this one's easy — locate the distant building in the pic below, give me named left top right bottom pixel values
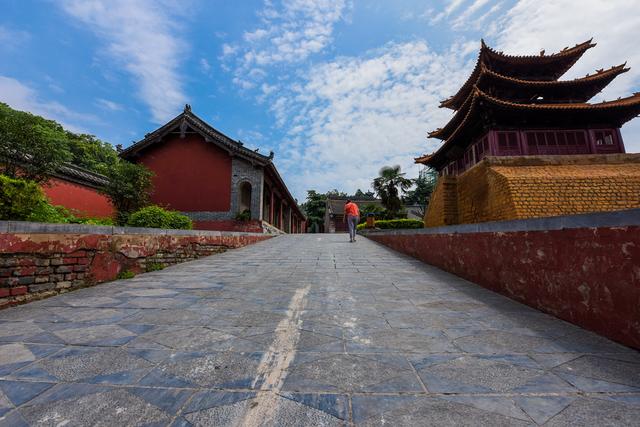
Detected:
left=120, top=105, right=305, bottom=233
left=324, top=198, right=382, bottom=233
left=417, top=40, right=640, bottom=226
left=324, top=198, right=426, bottom=233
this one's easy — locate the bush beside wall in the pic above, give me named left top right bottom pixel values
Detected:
left=126, top=205, right=193, bottom=230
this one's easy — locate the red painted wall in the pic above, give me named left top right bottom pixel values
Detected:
left=137, top=134, right=232, bottom=212
left=367, top=227, right=640, bottom=350
left=43, top=178, right=114, bottom=218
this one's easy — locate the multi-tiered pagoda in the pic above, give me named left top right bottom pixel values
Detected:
left=417, top=39, right=640, bottom=175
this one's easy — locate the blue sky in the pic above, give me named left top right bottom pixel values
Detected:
left=1, top=0, right=639, bottom=200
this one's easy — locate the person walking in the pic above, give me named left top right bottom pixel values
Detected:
left=343, top=199, right=360, bottom=242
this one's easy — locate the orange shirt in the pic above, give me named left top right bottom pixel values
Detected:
left=344, top=202, right=360, bottom=217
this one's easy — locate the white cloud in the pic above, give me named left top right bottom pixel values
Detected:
left=95, top=98, right=123, bottom=111
left=426, top=0, right=471, bottom=25
left=271, top=41, right=476, bottom=198
left=0, top=25, right=30, bottom=50
left=445, top=0, right=467, bottom=15
left=200, top=58, right=212, bottom=74
left=0, top=75, right=96, bottom=133
left=452, top=0, right=491, bottom=29
left=493, top=0, right=640, bottom=152
left=60, top=0, right=188, bottom=123
left=226, top=0, right=350, bottom=88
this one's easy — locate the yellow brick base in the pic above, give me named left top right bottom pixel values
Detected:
left=424, top=154, right=640, bottom=227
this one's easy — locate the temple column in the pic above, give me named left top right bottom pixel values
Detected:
left=270, top=190, right=275, bottom=225
left=280, top=200, right=284, bottom=231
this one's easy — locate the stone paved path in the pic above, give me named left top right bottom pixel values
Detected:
left=1, top=234, right=639, bottom=426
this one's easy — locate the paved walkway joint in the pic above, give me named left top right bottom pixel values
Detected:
left=0, top=234, right=639, bottom=426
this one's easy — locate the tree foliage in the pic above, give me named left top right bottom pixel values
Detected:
left=302, top=190, right=327, bottom=233
left=104, top=161, right=154, bottom=225
left=403, top=167, right=438, bottom=217
left=66, top=133, right=119, bottom=175
left=353, top=188, right=376, bottom=200
left=0, top=174, right=47, bottom=220
left=325, top=189, right=347, bottom=198
left=0, top=103, right=154, bottom=224
left=372, top=165, right=412, bottom=218
left=0, top=102, right=122, bottom=179
left=0, top=103, right=71, bottom=182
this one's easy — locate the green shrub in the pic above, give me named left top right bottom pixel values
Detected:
left=73, top=216, right=114, bottom=226
left=116, top=270, right=135, bottom=280
left=357, top=219, right=424, bottom=231
left=146, top=262, right=165, bottom=272
left=0, top=174, right=115, bottom=224
left=126, top=205, right=193, bottom=230
left=28, top=203, right=72, bottom=223
left=235, top=209, right=251, bottom=221
left=0, top=174, right=47, bottom=220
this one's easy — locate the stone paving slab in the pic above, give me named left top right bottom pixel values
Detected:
left=0, top=234, right=639, bottom=426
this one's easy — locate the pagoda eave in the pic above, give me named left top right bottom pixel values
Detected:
left=424, top=91, right=640, bottom=169
left=441, top=39, right=597, bottom=111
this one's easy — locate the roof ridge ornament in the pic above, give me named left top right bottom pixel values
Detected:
left=184, top=104, right=192, bottom=113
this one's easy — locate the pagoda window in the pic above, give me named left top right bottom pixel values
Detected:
left=591, top=129, right=622, bottom=153
left=525, top=130, right=590, bottom=155
left=496, top=131, right=521, bottom=155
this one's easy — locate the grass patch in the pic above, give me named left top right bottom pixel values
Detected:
left=116, top=270, right=135, bottom=280
left=146, top=262, right=166, bottom=272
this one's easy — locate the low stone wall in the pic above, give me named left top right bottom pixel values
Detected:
left=0, top=221, right=272, bottom=308
left=364, top=209, right=640, bottom=349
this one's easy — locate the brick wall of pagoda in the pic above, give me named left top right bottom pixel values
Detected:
left=425, top=154, right=640, bottom=227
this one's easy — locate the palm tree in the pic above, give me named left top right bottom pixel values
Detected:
left=372, top=165, right=412, bottom=218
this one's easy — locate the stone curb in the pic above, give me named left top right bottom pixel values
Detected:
left=0, top=221, right=267, bottom=237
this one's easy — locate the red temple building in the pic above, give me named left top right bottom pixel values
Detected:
left=120, top=105, right=305, bottom=233
left=417, top=40, right=640, bottom=226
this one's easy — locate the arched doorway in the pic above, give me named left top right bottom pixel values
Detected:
left=238, top=181, right=252, bottom=216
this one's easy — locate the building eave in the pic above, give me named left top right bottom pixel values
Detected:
left=264, top=162, right=306, bottom=219
left=119, top=105, right=272, bottom=166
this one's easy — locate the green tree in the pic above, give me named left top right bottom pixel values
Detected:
left=0, top=103, right=70, bottom=182
left=104, top=160, right=154, bottom=225
left=302, top=190, right=327, bottom=233
left=325, top=189, right=347, bottom=198
left=372, top=165, right=412, bottom=218
left=66, top=133, right=119, bottom=175
left=404, top=167, right=438, bottom=217
left=353, top=189, right=376, bottom=200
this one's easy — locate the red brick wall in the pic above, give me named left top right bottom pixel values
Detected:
left=137, top=134, right=233, bottom=212
left=0, top=231, right=271, bottom=308
left=367, top=227, right=640, bottom=349
left=43, top=178, right=114, bottom=218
